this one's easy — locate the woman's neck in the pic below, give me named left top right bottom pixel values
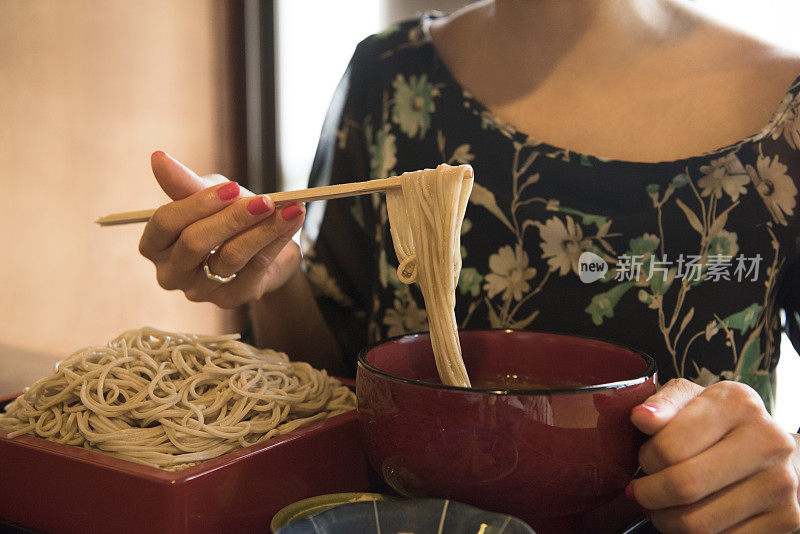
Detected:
left=490, top=0, right=674, bottom=43
left=454, top=0, right=695, bottom=100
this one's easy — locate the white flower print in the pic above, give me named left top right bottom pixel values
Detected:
left=477, top=108, right=518, bottom=139
left=383, top=298, right=428, bottom=337
left=451, top=143, right=475, bottom=164
left=697, top=153, right=749, bottom=202
left=483, top=244, right=537, bottom=301
left=537, top=216, right=592, bottom=276
left=746, top=154, right=797, bottom=226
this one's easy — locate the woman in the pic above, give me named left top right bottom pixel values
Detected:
left=138, top=1, right=800, bottom=531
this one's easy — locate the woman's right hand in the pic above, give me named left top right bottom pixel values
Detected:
left=138, top=151, right=306, bottom=308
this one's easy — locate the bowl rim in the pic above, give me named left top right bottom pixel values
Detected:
left=356, top=329, right=657, bottom=396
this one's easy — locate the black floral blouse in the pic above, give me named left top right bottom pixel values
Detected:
left=300, top=15, right=800, bottom=412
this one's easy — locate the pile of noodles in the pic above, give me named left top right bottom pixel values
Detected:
left=0, top=327, right=355, bottom=469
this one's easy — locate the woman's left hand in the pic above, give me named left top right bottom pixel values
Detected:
left=628, top=378, right=800, bottom=533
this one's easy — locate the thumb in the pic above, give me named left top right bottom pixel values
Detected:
left=630, top=378, right=704, bottom=436
left=150, top=151, right=210, bottom=201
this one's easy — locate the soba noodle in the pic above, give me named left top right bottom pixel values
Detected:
left=386, top=163, right=474, bottom=387
left=0, top=327, right=355, bottom=469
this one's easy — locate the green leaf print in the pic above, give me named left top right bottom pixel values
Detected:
left=671, top=173, right=690, bottom=188
left=555, top=206, right=609, bottom=229
left=375, top=23, right=401, bottom=39
left=707, top=230, right=739, bottom=258
left=738, top=336, right=762, bottom=377
left=708, top=303, right=763, bottom=337
left=365, top=117, right=397, bottom=179
left=648, top=260, right=675, bottom=296
left=458, top=267, right=483, bottom=297
left=585, top=282, right=635, bottom=326
left=629, top=234, right=660, bottom=256
left=739, top=371, right=774, bottom=414
left=460, top=218, right=472, bottom=259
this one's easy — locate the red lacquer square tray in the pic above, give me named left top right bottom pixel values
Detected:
left=0, top=390, right=372, bottom=534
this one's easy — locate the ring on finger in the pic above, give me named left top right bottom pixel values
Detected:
left=202, top=248, right=237, bottom=284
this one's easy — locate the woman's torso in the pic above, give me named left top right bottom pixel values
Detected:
left=302, top=15, right=800, bottom=412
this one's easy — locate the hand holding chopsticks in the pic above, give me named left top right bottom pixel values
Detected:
left=96, top=175, right=402, bottom=226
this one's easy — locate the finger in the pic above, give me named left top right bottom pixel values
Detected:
left=151, top=150, right=256, bottom=197
left=203, top=241, right=302, bottom=309
left=232, top=238, right=301, bottom=299
left=150, top=151, right=212, bottom=200
left=722, top=501, right=800, bottom=534
left=646, top=465, right=798, bottom=534
left=634, top=422, right=795, bottom=508
left=637, top=381, right=773, bottom=474
left=139, top=181, right=242, bottom=257
left=630, top=378, right=704, bottom=436
left=178, top=268, right=225, bottom=303
left=206, top=203, right=305, bottom=279
left=168, top=194, right=278, bottom=270
left=199, top=220, right=304, bottom=309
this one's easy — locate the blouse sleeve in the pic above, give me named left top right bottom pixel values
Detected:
left=780, top=262, right=800, bottom=355
left=775, top=87, right=800, bottom=357
left=300, top=41, right=381, bottom=374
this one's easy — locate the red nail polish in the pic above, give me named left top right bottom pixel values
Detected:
left=217, top=182, right=240, bottom=201
left=281, top=204, right=303, bottom=221
left=635, top=404, right=659, bottom=415
left=625, top=483, right=635, bottom=501
left=247, top=196, right=272, bottom=215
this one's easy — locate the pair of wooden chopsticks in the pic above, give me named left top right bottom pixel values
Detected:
left=95, top=176, right=402, bottom=226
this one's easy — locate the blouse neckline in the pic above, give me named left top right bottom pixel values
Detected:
left=418, top=12, right=800, bottom=168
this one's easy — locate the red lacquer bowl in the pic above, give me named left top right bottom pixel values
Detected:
left=356, top=330, right=657, bottom=529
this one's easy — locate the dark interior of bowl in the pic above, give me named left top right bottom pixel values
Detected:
left=363, top=330, right=652, bottom=391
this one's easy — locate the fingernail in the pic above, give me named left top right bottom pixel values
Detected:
left=642, top=508, right=651, bottom=518
left=217, top=182, right=240, bottom=201
left=635, top=404, right=659, bottom=415
left=281, top=203, right=303, bottom=221
left=625, top=483, right=635, bottom=501
left=247, top=196, right=273, bottom=215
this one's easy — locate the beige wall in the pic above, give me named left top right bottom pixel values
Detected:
left=0, top=1, right=240, bottom=391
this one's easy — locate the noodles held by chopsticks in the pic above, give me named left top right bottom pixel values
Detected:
left=0, top=327, right=355, bottom=469
left=386, top=164, right=474, bottom=387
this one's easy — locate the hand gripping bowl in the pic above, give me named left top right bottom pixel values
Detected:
left=356, top=330, right=657, bottom=533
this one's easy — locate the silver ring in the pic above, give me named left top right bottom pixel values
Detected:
left=202, top=248, right=237, bottom=284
